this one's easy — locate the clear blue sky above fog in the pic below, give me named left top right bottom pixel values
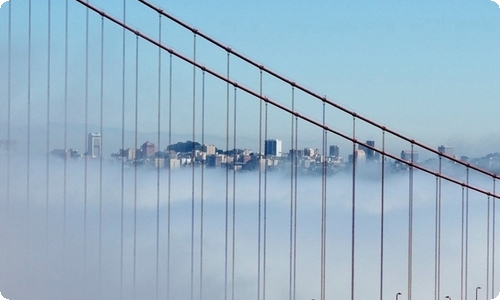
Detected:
left=1, top=0, right=500, bottom=157
left=147, top=0, right=500, bottom=156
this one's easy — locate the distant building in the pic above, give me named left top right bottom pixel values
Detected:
left=329, top=145, right=340, bottom=159
left=202, top=144, right=216, bottom=155
left=265, top=139, right=282, bottom=157
left=349, top=149, right=366, bottom=164
left=87, top=133, right=102, bottom=158
left=140, top=141, right=156, bottom=159
left=438, top=145, right=454, bottom=157
left=401, top=150, right=419, bottom=163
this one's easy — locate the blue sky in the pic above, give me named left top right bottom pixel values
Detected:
left=0, top=0, right=500, bottom=157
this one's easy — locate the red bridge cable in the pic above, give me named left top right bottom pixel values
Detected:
left=136, top=0, right=500, bottom=181
left=75, top=0, right=500, bottom=202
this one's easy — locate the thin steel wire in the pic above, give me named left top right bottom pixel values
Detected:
left=408, top=143, right=414, bottom=300
left=321, top=101, right=327, bottom=300
left=225, top=51, right=230, bottom=300
left=492, top=179, right=496, bottom=299
left=350, top=117, right=357, bottom=300
left=63, top=0, right=69, bottom=291
left=288, top=86, right=295, bottom=300
left=263, top=78, right=269, bottom=300
left=465, top=168, right=470, bottom=300
left=487, top=194, right=491, bottom=300
left=6, top=0, right=11, bottom=214
left=231, top=85, right=237, bottom=300
left=27, top=0, right=32, bottom=222
left=200, top=70, right=206, bottom=300
left=435, top=156, right=442, bottom=300
left=83, top=1, right=89, bottom=288
left=167, top=52, right=173, bottom=300
left=133, top=34, right=139, bottom=300
left=292, top=113, right=298, bottom=300
left=190, top=32, right=197, bottom=300
left=45, top=0, right=51, bottom=254
left=98, top=16, right=105, bottom=299
left=461, top=184, right=465, bottom=300
left=119, top=1, right=127, bottom=298
left=379, top=130, right=386, bottom=300
left=155, top=12, right=162, bottom=300
left=257, top=69, right=263, bottom=300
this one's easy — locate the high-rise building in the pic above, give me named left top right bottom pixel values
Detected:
left=329, top=145, right=340, bottom=159
left=87, top=133, right=102, bottom=158
left=202, top=144, right=216, bottom=155
left=401, top=150, right=418, bottom=162
left=438, top=145, right=454, bottom=157
left=141, top=141, right=156, bottom=159
left=264, top=139, right=282, bottom=157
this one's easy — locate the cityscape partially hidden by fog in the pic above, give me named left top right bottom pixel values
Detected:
left=1, top=0, right=500, bottom=300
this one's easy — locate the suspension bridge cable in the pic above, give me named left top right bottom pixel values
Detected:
left=225, top=50, right=230, bottom=300
left=263, top=74, right=269, bottom=300
left=98, top=15, right=105, bottom=299
left=190, top=32, right=197, bottom=300
left=321, top=101, right=327, bottom=300
left=77, top=0, right=500, bottom=201
left=200, top=69, right=206, bottom=300
left=63, top=0, right=69, bottom=291
left=167, top=52, right=173, bottom=300
left=493, top=179, right=496, bottom=300
left=119, top=0, right=127, bottom=298
left=6, top=0, right=11, bottom=214
left=45, top=0, right=52, bottom=257
left=133, top=34, right=139, bottom=300
left=435, top=156, right=442, bottom=300
left=232, top=85, right=237, bottom=300
left=408, top=142, right=414, bottom=300
left=136, top=0, right=500, bottom=187
left=83, top=0, right=89, bottom=289
left=379, top=130, right=386, bottom=300
left=288, top=86, right=295, bottom=300
left=461, top=184, right=465, bottom=300
left=465, top=168, right=470, bottom=300
left=257, top=68, right=263, bottom=300
left=293, top=111, right=299, bottom=300
left=487, top=194, right=491, bottom=300
left=350, top=116, right=356, bottom=300
left=155, top=12, right=162, bottom=300
left=27, top=0, right=32, bottom=223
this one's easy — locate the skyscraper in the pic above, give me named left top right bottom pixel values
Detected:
left=87, top=133, right=102, bottom=158
left=329, top=145, right=340, bottom=159
left=264, top=139, right=282, bottom=157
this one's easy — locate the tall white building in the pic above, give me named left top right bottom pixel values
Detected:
left=264, top=139, right=282, bottom=157
left=87, top=133, right=102, bottom=158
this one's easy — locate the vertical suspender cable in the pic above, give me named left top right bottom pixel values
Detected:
left=6, top=0, right=11, bottom=214
left=492, top=179, right=496, bottom=300
left=45, top=0, right=52, bottom=253
left=133, top=34, right=139, bottom=300
left=98, top=16, right=105, bottom=299
left=200, top=70, right=206, bottom=300
left=288, top=86, right=295, bottom=300
left=379, top=130, right=386, bottom=300
left=263, top=73, right=269, bottom=300
left=190, top=32, right=197, bottom=300
left=293, top=109, right=298, bottom=300
left=487, top=193, right=491, bottom=300
left=321, top=101, right=327, bottom=300
left=408, top=143, right=414, bottom=300
left=155, top=12, right=162, bottom=300
left=435, top=156, right=442, bottom=300
left=120, top=1, right=127, bottom=298
left=350, top=117, right=356, bottom=300
left=465, top=168, right=470, bottom=300
left=84, top=0, right=89, bottom=288
left=461, top=183, right=465, bottom=300
left=27, top=0, right=32, bottom=221
left=167, top=52, right=173, bottom=300
left=225, top=50, right=230, bottom=300
left=257, top=68, right=263, bottom=300
left=232, top=85, right=237, bottom=300
left=63, top=0, right=69, bottom=288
